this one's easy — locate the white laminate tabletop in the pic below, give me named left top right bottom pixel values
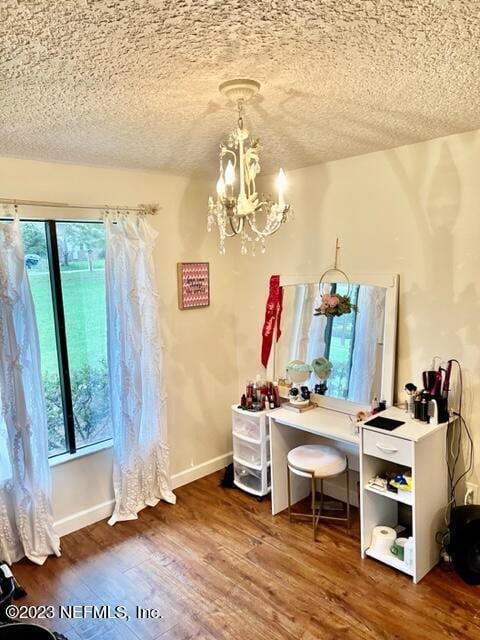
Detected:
left=359, top=406, right=449, bottom=442
left=268, top=406, right=359, bottom=446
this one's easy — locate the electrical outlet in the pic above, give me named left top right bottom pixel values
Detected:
left=465, top=482, right=479, bottom=505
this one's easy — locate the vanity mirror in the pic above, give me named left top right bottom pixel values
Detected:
left=273, top=274, right=399, bottom=410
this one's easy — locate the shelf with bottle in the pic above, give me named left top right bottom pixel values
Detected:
left=364, top=483, right=413, bottom=506
left=365, top=514, right=415, bottom=577
left=239, top=374, right=281, bottom=413
left=363, top=452, right=413, bottom=506
left=366, top=537, right=414, bottom=577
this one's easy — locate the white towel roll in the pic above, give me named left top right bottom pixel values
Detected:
left=370, top=525, right=397, bottom=555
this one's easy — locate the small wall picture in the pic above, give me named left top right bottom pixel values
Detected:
left=177, top=262, right=210, bottom=310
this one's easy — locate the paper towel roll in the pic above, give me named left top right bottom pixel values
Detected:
left=370, top=525, right=397, bottom=555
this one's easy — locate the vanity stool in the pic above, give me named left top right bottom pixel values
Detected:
left=287, top=444, right=350, bottom=540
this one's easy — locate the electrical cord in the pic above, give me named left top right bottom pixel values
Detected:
left=450, top=412, right=474, bottom=496
left=440, top=359, right=474, bottom=551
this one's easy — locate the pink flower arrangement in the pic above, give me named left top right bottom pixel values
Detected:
left=314, top=292, right=357, bottom=318
left=323, top=293, right=340, bottom=308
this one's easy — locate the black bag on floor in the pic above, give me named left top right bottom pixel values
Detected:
left=0, top=623, right=56, bottom=639
left=220, top=463, right=235, bottom=488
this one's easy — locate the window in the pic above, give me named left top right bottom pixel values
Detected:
left=323, top=283, right=360, bottom=399
left=20, top=220, right=111, bottom=457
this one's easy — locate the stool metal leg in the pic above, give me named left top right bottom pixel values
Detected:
left=287, top=465, right=292, bottom=522
left=345, top=460, right=350, bottom=530
left=286, top=457, right=349, bottom=541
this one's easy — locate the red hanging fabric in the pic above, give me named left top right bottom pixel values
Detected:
left=261, top=275, right=283, bottom=368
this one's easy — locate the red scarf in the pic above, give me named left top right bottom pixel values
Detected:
left=261, top=275, right=283, bottom=368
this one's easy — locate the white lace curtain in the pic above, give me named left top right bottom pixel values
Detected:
left=289, top=283, right=327, bottom=387
left=105, top=212, right=175, bottom=526
left=347, top=286, right=386, bottom=403
left=0, top=216, right=60, bottom=565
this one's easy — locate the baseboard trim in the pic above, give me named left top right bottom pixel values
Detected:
left=171, top=451, right=233, bottom=490
left=54, top=499, right=116, bottom=537
left=323, top=474, right=359, bottom=508
left=54, top=451, right=233, bottom=537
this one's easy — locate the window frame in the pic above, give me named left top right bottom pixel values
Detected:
left=45, top=219, right=77, bottom=454
left=3, top=216, right=111, bottom=458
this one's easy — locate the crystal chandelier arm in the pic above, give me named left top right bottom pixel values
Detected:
left=246, top=203, right=290, bottom=237
left=244, top=142, right=260, bottom=199
left=246, top=215, right=282, bottom=237
left=229, top=216, right=244, bottom=235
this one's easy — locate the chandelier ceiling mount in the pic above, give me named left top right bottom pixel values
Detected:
left=218, top=78, right=260, bottom=103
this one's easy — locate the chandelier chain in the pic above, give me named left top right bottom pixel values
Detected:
left=237, top=99, right=244, bottom=130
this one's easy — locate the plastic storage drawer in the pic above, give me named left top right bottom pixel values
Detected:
left=234, top=462, right=263, bottom=495
left=232, top=412, right=262, bottom=441
left=233, top=435, right=262, bottom=468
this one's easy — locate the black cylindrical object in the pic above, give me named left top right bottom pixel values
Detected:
left=436, top=397, right=449, bottom=423
left=449, top=504, right=480, bottom=585
left=414, top=398, right=422, bottom=420
left=0, top=623, right=56, bottom=639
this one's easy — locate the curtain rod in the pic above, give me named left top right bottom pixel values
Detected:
left=0, top=197, right=159, bottom=215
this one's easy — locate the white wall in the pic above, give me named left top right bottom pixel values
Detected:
left=232, top=129, right=480, bottom=486
left=0, top=156, right=238, bottom=534
left=3, top=125, right=479, bottom=535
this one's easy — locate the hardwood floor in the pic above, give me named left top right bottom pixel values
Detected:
left=11, top=471, right=480, bottom=640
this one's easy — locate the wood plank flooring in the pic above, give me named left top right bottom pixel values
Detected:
left=12, top=471, right=480, bottom=640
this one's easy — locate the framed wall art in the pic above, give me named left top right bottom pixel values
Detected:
left=177, top=262, right=210, bottom=310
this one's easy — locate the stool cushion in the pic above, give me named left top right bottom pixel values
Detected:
left=287, top=444, right=347, bottom=478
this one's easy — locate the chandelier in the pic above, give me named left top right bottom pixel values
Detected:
left=207, top=79, right=292, bottom=255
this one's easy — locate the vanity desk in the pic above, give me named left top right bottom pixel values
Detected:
left=268, top=405, right=449, bottom=583
left=269, top=406, right=359, bottom=515
left=266, top=271, right=450, bottom=582
left=359, top=407, right=448, bottom=583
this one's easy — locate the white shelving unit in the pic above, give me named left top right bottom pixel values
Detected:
left=359, top=407, right=449, bottom=584
left=231, top=404, right=273, bottom=499
left=364, top=484, right=413, bottom=506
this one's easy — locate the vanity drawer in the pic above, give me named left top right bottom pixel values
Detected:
left=363, top=429, right=412, bottom=467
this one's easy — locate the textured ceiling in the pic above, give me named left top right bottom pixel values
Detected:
left=1, top=1, right=480, bottom=176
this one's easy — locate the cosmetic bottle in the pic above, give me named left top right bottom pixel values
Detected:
left=240, top=394, right=247, bottom=409
left=408, top=395, right=415, bottom=418
left=254, top=374, right=263, bottom=392
left=404, top=537, right=414, bottom=568
left=414, top=393, right=422, bottom=420
left=273, top=385, right=280, bottom=408
left=420, top=394, right=429, bottom=422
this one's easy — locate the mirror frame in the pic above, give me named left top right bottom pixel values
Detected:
left=274, top=273, right=399, bottom=414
